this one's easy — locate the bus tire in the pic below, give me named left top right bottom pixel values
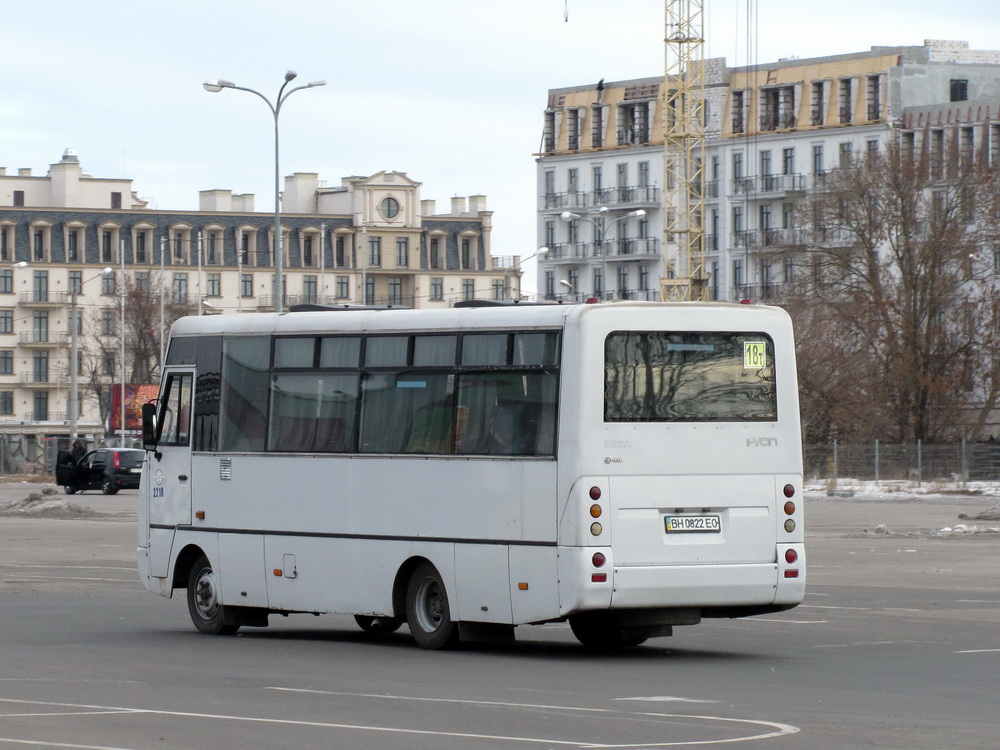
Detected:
left=405, top=562, right=458, bottom=650
left=187, top=554, right=240, bottom=635
left=354, top=615, right=403, bottom=635
left=569, top=613, right=647, bottom=649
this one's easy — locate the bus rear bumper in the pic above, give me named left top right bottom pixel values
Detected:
left=609, top=559, right=805, bottom=610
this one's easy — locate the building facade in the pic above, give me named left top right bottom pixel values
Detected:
left=0, top=151, right=521, bottom=472
left=536, top=40, right=1000, bottom=303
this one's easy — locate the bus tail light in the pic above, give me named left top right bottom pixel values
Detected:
left=783, top=484, right=795, bottom=498
left=784, top=570, right=799, bottom=578
left=784, top=549, right=798, bottom=564
left=591, top=573, right=607, bottom=583
left=589, top=486, right=602, bottom=500
left=592, top=552, right=606, bottom=567
left=783, top=500, right=795, bottom=515
left=590, top=504, right=602, bottom=518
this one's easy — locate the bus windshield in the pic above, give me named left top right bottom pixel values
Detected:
left=604, top=331, right=777, bottom=422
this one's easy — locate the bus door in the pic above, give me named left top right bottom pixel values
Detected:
left=147, top=368, right=194, bottom=577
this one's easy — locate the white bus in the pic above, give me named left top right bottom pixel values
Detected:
left=138, top=301, right=804, bottom=649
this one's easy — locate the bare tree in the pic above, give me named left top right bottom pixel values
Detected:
left=779, top=144, right=1000, bottom=443
left=77, top=272, right=189, bottom=430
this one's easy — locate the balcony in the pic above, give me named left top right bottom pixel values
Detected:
left=731, top=174, right=807, bottom=198
left=734, top=229, right=806, bottom=251
left=19, top=291, right=69, bottom=308
left=545, top=243, right=589, bottom=263
left=19, top=331, right=70, bottom=347
left=541, top=186, right=660, bottom=213
left=607, top=237, right=660, bottom=259
left=19, top=372, right=69, bottom=387
left=592, top=186, right=660, bottom=209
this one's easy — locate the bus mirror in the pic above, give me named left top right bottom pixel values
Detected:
left=141, top=402, right=158, bottom=451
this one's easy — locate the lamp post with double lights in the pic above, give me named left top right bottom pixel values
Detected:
left=68, top=267, right=113, bottom=442
left=559, top=208, right=646, bottom=301
left=203, top=71, right=326, bottom=313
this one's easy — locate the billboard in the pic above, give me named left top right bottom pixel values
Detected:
left=109, top=384, right=159, bottom=438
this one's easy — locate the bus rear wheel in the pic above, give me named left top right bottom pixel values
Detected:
left=187, top=554, right=240, bottom=635
left=569, top=613, right=647, bottom=649
left=405, top=562, right=458, bottom=650
left=354, top=615, right=403, bottom=634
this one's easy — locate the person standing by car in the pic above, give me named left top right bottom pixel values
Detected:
left=71, top=439, right=85, bottom=462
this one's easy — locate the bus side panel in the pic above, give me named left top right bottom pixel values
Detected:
left=455, top=544, right=511, bottom=623
left=147, top=528, right=177, bottom=581
left=509, top=546, right=560, bottom=623
left=194, top=456, right=556, bottom=545
left=218, top=534, right=268, bottom=609
left=263, top=537, right=456, bottom=617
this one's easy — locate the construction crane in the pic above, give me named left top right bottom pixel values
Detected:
left=563, top=0, right=708, bottom=301
left=660, top=0, right=709, bottom=302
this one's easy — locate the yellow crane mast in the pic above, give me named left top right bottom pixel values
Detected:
left=661, top=0, right=709, bottom=301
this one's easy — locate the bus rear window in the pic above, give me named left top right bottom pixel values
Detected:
left=604, top=331, right=776, bottom=422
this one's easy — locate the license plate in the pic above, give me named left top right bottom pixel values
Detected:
left=665, top=515, right=721, bottom=533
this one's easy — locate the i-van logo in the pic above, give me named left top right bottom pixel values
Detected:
left=747, top=437, right=778, bottom=447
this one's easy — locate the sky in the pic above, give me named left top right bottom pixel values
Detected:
left=3, top=0, right=1000, bottom=283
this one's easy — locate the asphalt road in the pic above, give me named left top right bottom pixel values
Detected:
left=0, top=480, right=997, bottom=749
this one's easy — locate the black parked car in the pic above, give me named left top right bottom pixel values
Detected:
left=55, top=448, right=145, bottom=495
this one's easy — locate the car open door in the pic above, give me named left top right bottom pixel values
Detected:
left=54, top=450, right=79, bottom=488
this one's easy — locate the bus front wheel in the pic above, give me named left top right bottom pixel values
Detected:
left=187, top=554, right=240, bottom=635
left=405, top=563, right=458, bottom=650
left=569, top=613, right=647, bottom=649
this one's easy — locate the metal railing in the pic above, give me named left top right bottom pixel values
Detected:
left=805, top=440, right=1000, bottom=485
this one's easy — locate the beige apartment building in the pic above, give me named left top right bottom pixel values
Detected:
left=0, top=151, right=521, bottom=472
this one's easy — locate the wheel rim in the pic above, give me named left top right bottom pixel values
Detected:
left=192, top=567, right=221, bottom=621
left=413, top=576, right=444, bottom=633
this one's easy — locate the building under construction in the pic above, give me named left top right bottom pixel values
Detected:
left=534, top=39, right=1000, bottom=304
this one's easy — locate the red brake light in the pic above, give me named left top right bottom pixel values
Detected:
left=785, top=549, right=798, bottom=564
left=592, top=552, right=606, bottom=568
left=113, top=452, right=120, bottom=469
left=783, top=484, right=795, bottom=498
left=589, top=486, right=602, bottom=500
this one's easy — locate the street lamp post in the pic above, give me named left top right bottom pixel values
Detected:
left=507, top=247, right=548, bottom=301
left=69, top=267, right=113, bottom=442
left=560, top=208, right=646, bottom=301
left=203, top=72, right=326, bottom=313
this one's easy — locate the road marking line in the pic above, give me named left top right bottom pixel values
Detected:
left=798, top=605, right=870, bottom=611
left=955, top=648, right=1000, bottom=654
left=0, top=736, right=137, bottom=750
left=615, top=697, right=719, bottom=704
left=5, top=576, right=134, bottom=583
left=263, top=689, right=799, bottom=746
left=0, top=694, right=800, bottom=748
left=0, top=564, right=135, bottom=571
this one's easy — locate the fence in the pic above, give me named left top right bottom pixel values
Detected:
left=804, top=440, right=1000, bottom=485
